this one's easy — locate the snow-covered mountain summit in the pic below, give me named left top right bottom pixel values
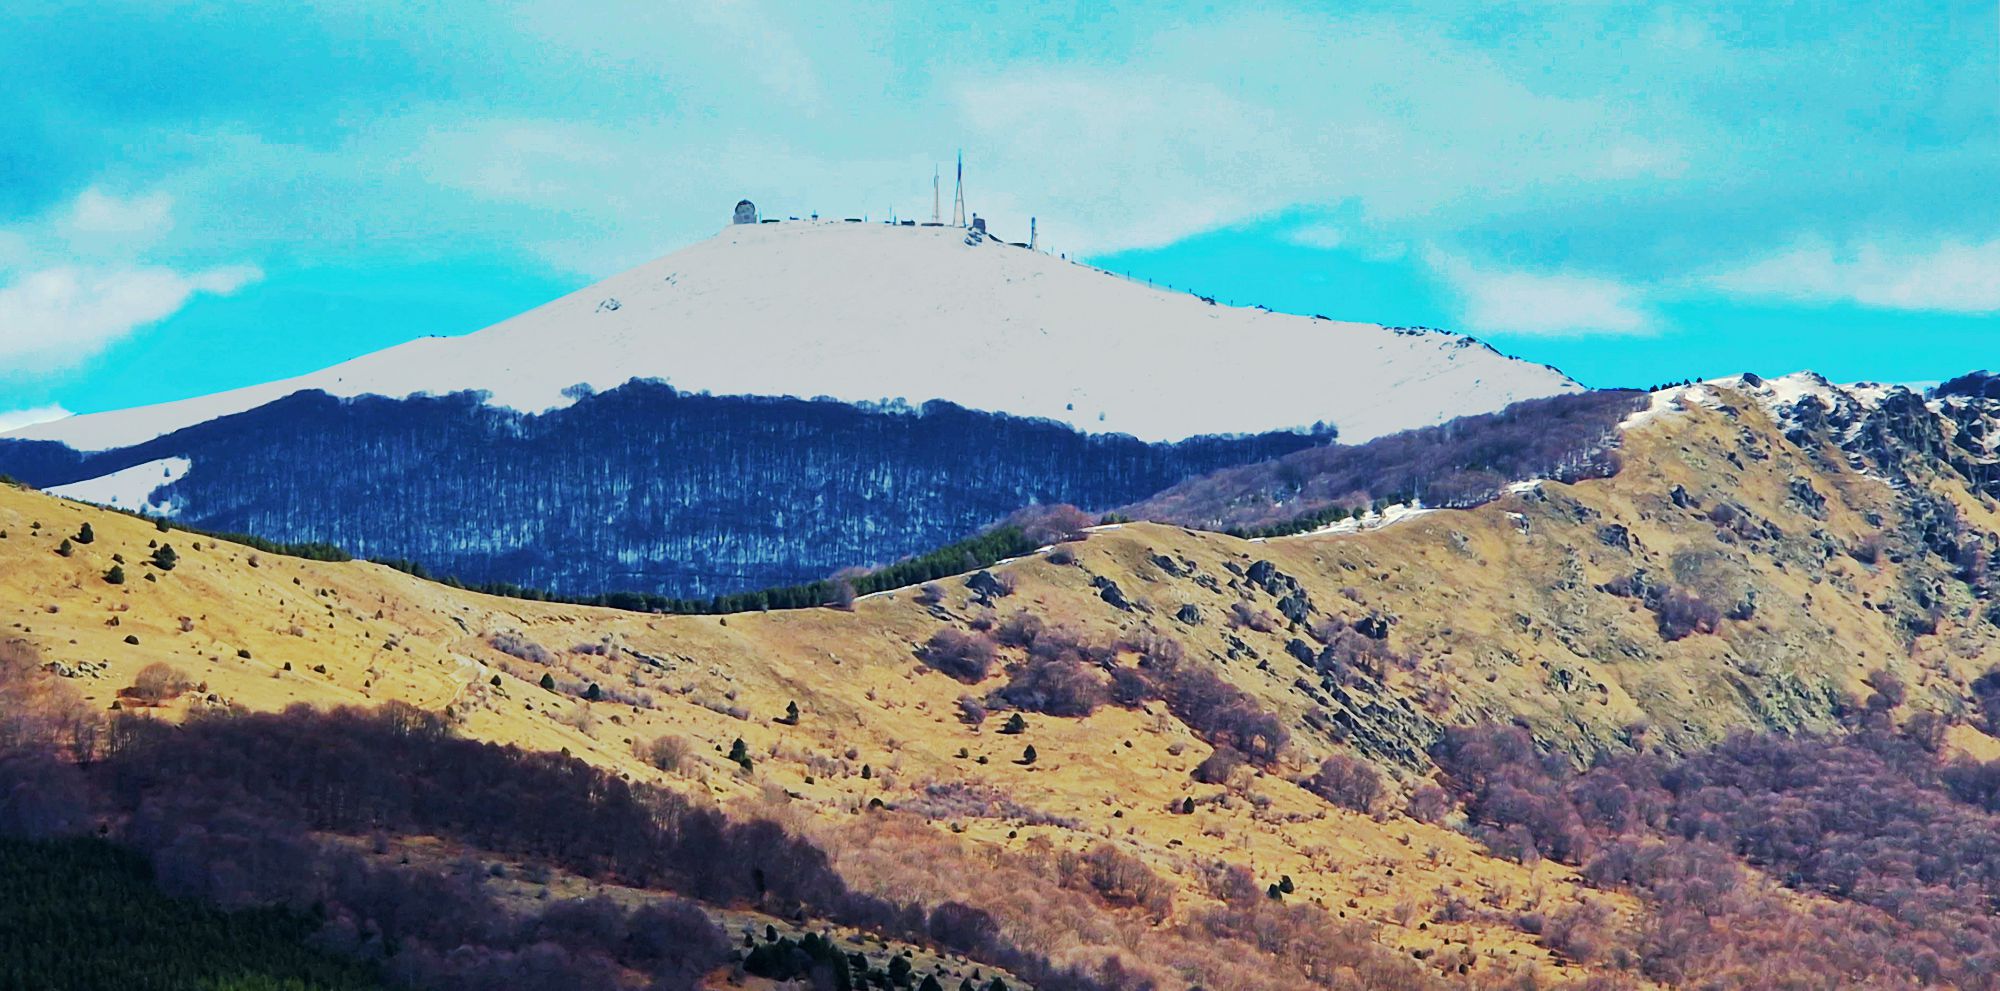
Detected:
left=9, top=220, right=1578, bottom=451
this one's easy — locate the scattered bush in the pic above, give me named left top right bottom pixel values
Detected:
left=124, top=663, right=194, bottom=705
left=1653, top=588, right=1721, bottom=641
left=917, top=630, right=997, bottom=683
left=1008, top=504, right=1095, bottom=546
left=1067, top=843, right=1173, bottom=917
left=1302, top=755, right=1381, bottom=813
left=1190, top=747, right=1246, bottom=785
left=488, top=632, right=555, bottom=665
left=993, top=610, right=1044, bottom=649
left=1226, top=601, right=1279, bottom=634
left=1406, top=785, right=1453, bottom=824
left=994, top=656, right=1107, bottom=717
left=955, top=696, right=988, bottom=727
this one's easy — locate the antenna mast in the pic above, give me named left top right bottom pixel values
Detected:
left=951, top=151, right=966, bottom=227
left=931, top=165, right=941, bottom=224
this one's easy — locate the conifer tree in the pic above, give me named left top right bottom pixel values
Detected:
left=151, top=544, right=178, bottom=571
left=538, top=673, right=556, bottom=691
left=55, top=539, right=72, bottom=557
left=75, top=522, right=94, bottom=544
left=1018, top=745, right=1037, bottom=765
left=104, top=565, right=125, bottom=585
left=1000, top=713, right=1028, bottom=735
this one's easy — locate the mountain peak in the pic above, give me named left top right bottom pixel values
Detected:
left=8, top=220, right=1577, bottom=451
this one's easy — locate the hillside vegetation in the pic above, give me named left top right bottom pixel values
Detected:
left=1124, top=390, right=1648, bottom=536
left=5, top=379, right=2000, bottom=989
left=0, top=837, right=386, bottom=991
left=0, top=383, right=1315, bottom=600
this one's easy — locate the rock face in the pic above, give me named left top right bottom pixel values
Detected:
left=1053, top=375, right=2000, bottom=772
left=1726, top=371, right=2000, bottom=501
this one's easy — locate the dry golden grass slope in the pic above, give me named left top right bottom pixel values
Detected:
left=5, top=382, right=1997, bottom=988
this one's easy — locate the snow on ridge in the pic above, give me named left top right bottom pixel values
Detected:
left=1253, top=500, right=1436, bottom=541
left=7, top=220, right=1581, bottom=452
left=1706, top=371, right=1915, bottom=416
left=1619, top=383, right=1723, bottom=432
left=1621, top=372, right=1910, bottom=436
left=48, top=457, right=190, bottom=515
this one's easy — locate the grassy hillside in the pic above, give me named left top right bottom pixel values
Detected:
left=5, top=381, right=2000, bottom=989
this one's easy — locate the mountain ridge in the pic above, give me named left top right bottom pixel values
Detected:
left=6, top=220, right=1579, bottom=451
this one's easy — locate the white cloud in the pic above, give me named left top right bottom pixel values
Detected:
left=0, top=264, right=263, bottom=371
left=0, top=404, right=71, bottom=433
left=949, top=14, right=1692, bottom=255
left=1708, top=238, right=2000, bottom=313
left=0, top=188, right=263, bottom=373
left=1284, top=223, right=1347, bottom=250
left=63, top=189, right=175, bottom=242
left=1428, top=250, right=1653, bottom=336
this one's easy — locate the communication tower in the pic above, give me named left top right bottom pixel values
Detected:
left=951, top=151, right=966, bottom=228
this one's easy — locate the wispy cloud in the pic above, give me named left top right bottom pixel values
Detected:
left=1428, top=250, right=1654, bottom=336
left=1283, top=223, right=1347, bottom=251
left=0, top=188, right=262, bottom=372
left=0, top=264, right=262, bottom=371
left=951, top=14, right=1692, bottom=255
left=1708, top=238, right=2000, bottom=314
left=62, top=188, right=175, bottom=242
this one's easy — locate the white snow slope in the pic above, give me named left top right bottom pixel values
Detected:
left=47, top=456, right=190, bottom=514
left=8, top=221, right=1580, bottom=451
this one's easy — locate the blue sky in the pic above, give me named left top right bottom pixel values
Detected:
left=1, top=1, right=1995, bottom=428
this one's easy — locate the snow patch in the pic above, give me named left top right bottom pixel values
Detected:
left=1703, top=372, right=1919, bottom=451
left=1619, top=382, right=1728, bottom=432
left=48, top=457, right=190, bottom=515
left=1299, top=500, right=1437, bottom=537
left=1706, top=371, right=1905, bottom=419
left=9, top=221, right=1580, bottom=451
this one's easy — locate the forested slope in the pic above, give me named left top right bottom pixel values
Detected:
left=0, top=382, right=1317, bottom=599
